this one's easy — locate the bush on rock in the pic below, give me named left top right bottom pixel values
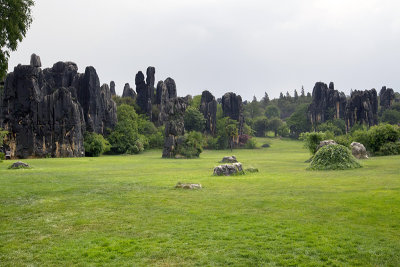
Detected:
left=309, top=144, right=361, bottom=170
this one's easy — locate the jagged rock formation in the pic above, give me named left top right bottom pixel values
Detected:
left=0, top=54, right=117, bottom=158
left=30, top=53, right=41, bottom=68
left=308, top=82, right=347, bottom=126
left=221, top=92, right=244, bottom=134
left=199, top=90, right=217, bottom=135
left=156, top=77, right=180, bottom=125
left=379, top=86, right=395, bottom=110
left=162, top=97, right=188, bottom=158
left=135, top=67, right=154, bottom=119
left=122, top=83, right=136, bottom=99
left=164, top=77, right=177, bottom=99
left=345, top=89, right=378, bottom=130
left=110, top=81, right=116, bottom=96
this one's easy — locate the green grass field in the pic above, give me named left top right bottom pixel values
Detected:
left=1, top=138, right=399, bottom=266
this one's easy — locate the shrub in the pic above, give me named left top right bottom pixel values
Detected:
left=381, top=109, right=400, bottom=125
left=0, top=152, right=4, bottom=162
left=148, top=127, right=164, bottom=149
left=309, top=144, right=361, bottom=170
left=244, top=138, right=257, bottom=149
left=84, top=132, right=111, bottom=157
left=334, top=135, right=353, bottom=148
left=300, top=131, right=334, bottom=155
left=253, top=117, right=268, bottom=137
left=367, top=124, right=400, bottom=153
left=176, top=131, right=205, bottom=158
left=316, top=120, right=345, bottom=136
left=376, top=142, right=400, bottom=156
left=184, top=106, right=206, bottom=132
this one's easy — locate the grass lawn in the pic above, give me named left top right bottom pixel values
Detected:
left=0, top=138, right=399, bottom=266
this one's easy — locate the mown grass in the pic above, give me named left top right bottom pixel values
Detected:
left=0, top=138, right=399, bottom=266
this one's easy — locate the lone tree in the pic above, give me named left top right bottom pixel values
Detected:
left=0, top=0, right=34, bottom=79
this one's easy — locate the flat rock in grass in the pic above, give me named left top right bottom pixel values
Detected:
left=175, top=182, right=202, bottom=189
left=213, top=163, right=244, bottom=176
left=221, top=156, right=237, bottom=163
left=9, top=161, right=30, bottom=169
left=351, top=142, right=368, bottom=159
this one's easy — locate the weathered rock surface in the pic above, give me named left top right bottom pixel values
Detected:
left=317, top=140, right=338, bottom=151
left=30, top=54, right=41, bottom=68
left=351, top=142, right=368, bottom=159
left=213, top=163, right=244, bottom=176
left=0, top=54, right=117, bottom=158
left=164, top=78, right=177, bottom=99
left=221, top=156, right=237, bottom=163
left=110, top=81, right=116, bottom=96
left=9, top=161, right=30, bottom=169
left=308, top=82, right=347, bottom=126
left=175, top=182, right=202, bottom=189
left=122, top=83, right=136, bottom=99
left=200, top=90, right=217, bottom=135
left=157, top=78, right=180, bottom=125
left=345, top=89, right=378, bottom=130
left=162, top=97, right=188, bottom=158
left=221, top=92, right=244, bottom=134
left=135, top=67, right=155, bottom=119
left=379, top=86, right=395, bottom=110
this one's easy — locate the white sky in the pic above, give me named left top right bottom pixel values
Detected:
left=8, top=0, right=400, bottom=100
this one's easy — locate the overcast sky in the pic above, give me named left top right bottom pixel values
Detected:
left=8, top=0, right=400, bottom=100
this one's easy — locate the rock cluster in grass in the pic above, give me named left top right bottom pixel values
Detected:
left=317, top=140, right=337, bottom=151
left=175, top=182, right=202, bottom=189
left=351, top=142, right=368, bottom=159
left=0, top=54, right=117, bottom=158
left=222, top=92, right=244, bottom=135
left=199, top=90, right=217, bottom=135
left=221, top=156, right=238, bottom=163
left=214, top=162, right=244, bottom=176
left=9, top=161, right=30, bottom=169
left=309, top=144, right=361, bottom=170
left=308, top=81, right=379, bottom=131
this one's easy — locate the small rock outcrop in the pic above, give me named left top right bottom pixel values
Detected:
left=162, top=97, right=188, bottom=158
left=122, top=83, right=136, bottom=99
left=221, top=92, right=244, bottom=134
left=110, top=81, right=116, bottom=96
left=221, top=156, right=237, bottom=163
left=164, top=77, right=177, bottom=99
left=351, top=142, right=368, bottom=159
left=30, top=54, right=41, bottom=68
left=9, top=161, right=30, bottom=169
left=213, top=163, right=244, bottom=176
left=308, top=82, right=347, bottom=127
left=379, top=86, right=395, bottom=110
left=175, top=182, right=202, bottom=189
left=345, top=89, right=378, bottom=131
left=200, top=90, right=217, bottom=135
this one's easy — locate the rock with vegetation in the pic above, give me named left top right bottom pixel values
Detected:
left=175, top=182, right=202, bottom=189
left=351, top=142, right=368, bottom=159
left=345, top=89, right=378, bottom=131
left=213, top=162, right=244, bottom=176
left=222, top=92, right=244, bottom=135
left=162, top=97, right=188, bottom=158
left=30, top=53, right=41, bottom=67
left=309, top=144, right=361, bottom=170
left=308, top=82, right=346, bottom=127
left=221, top=156, right=237, bottom=163
left=317, top=140, right=337, bottom=151
left=9, top=161, right=30, bottom=169
left=200, top=90, right=217, bottom=135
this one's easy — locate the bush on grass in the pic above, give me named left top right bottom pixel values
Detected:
left=309, top=144, right=361, bottom=170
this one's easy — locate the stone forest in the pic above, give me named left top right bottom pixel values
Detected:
left=2, top=2, right=400, bottom=265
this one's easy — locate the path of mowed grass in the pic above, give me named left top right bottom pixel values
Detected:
left=0, top=138, right=399, bottom=266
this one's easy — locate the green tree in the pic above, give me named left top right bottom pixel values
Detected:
left=265, top=105, right=280, bottom=118
left=107, top=104, right=144, bottom=154
left=381, top=109, right=400, bottom=125
left=184, top=106, right=206, bottom=132
left=268, top=117, right=283, bottom=137
left=0, top=0, right=34, bottom=79
left=84, top=132, right=110, bottom=157
left=244, top=96, right=262, bottom=119
left=261, top=92, right=270, bottom=106
left=287, top=104, right=311, bottom=138
left=253, top=117, right=268, bottom=137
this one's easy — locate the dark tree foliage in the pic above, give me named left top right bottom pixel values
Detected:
left=184, top=106, right=206, bottom=132
left=287, top=104, right=312, bottom=138
left=0, top=0, right=34, bottom=79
